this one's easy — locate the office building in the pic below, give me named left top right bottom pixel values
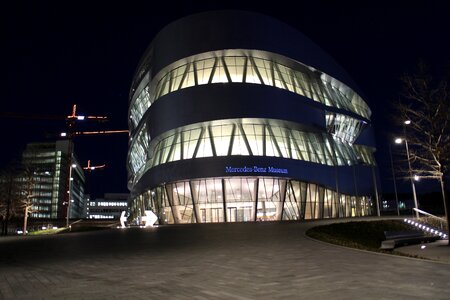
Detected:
left=22, top=140, right=86, bottom=219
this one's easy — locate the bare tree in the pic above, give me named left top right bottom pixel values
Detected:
left=15, top=165, right=37, bottom=235
left=395, top=62, right=450, bottom=244
left=0, top=164, right=21, bottom=235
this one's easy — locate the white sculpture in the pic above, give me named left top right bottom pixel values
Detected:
left=120, top=211, right=127, bottom=228
left=142, top=210, right=158, bottom=227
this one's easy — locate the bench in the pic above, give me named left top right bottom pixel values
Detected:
left=380, top=230, right=440, bottom=250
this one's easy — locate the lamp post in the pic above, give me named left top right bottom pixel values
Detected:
left=66, top=162, right=77, bottom=228
left=395, top=120, right=419, bottom=218
left=388, top=143, right=400, bottom=216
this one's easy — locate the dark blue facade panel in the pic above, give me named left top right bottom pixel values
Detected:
left=147, top=11, right=364, bottom=97
left=133, top=156, right=375, bottom=197
left=354, top=125, right=376, bottom=148
left=146, top=84, right=326, bottom=139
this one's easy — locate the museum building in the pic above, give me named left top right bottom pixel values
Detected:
left=127, top=11, right=378, bottom=224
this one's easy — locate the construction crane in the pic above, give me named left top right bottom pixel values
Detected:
left=1, top=104, right=129, bottom=229
left=61, top=104, right=128, bottom=229
left=83, top=159, right=106, bottom=172
left=0, top=104, right=109, bottom=122
left=81, top=160, right=106, bottom=208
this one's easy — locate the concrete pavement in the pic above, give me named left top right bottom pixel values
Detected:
left=396, top=239, right=450, bottom=263
left=0, top=221, right=449, bottom=299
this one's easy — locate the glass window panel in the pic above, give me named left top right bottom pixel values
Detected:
left=196, top=58, right=215, bottom=85
left=271, top=126, right=290, bottom=158
left=231, top=126, right=250, bottom=156
left=283, top=181, right=300, bottom=220
left=273, top=65, right=286, bottom=89
left=170, top=65, right=187, bottom=92
left=167, top=134, right=182, bottom=162
left=159, top=135, right=173, bottom=164
left=278, top=64, right=295, bottom=92
left=210, top=124, right=233, bottom=156
left=180, top=70, right=196, bottom=89
left=294, top=72, right=312, bottom=99
left=192, top=179, right=224, bottom=223
left=257, top=178, right=282, bottom=221
left=211, top=58, right=228, bottom=83
left=242, top=124, right=264, bottom=156
left=224, top=57, right=244, bottom=83
left=158, top=75, right=170, bottom=98
left=265, top=127, right=280, bottom=157
left=252, top=58, right=271, bottom=85
left=224, top=178, right=255, bottom=222
left=245, top=60, right=262, bottom=84
left=172, top=182, right=194, bottom=223
left=225, top=178, right=254, bottom=202
left=196, top=129, right=214, bottom=158
left=182, top=128, right=201, bottom=159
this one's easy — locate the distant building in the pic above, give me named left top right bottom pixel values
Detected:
left=22, top=140, right=86, bottom=219
left=86, top=193, right=128, bottom=220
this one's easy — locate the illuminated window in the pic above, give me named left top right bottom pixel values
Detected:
left=132, top=119, right=375, bottom=180
left=129, top=51, right=371, bottom=130
left=139, top=177, right=372, bottom=224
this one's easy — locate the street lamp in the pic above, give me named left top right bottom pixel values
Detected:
left=395, top=129, right=419, bottom=218
left=66, top=162, right=77, bottom=228
left=388, top=143, right=400, bottom=216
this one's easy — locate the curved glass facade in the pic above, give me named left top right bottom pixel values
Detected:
left=130, top=177, right=371, bottom=224
left=129, top=51, right=371, bottom=131
left=127, top=118, right=375, bottom=187
left=127, top=12, right=378, bottom=224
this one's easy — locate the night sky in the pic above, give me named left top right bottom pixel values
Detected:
left=2, top=1, right=450, bottom=199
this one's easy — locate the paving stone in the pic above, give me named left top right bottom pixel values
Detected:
left=0, top=219, right=449, bottom=299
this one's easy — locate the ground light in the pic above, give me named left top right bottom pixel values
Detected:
left=404, top=218, right=447, bottom=239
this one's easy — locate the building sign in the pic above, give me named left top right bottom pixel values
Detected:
left=225, top=166, right=288, bottom=174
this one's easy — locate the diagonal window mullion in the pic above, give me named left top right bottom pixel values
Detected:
left=274, top=63, right=289, bottom=90
left=242, top=57, right=248, bottom=83
left=208, top=125, right=217, bottom=157
left=193, top=60, right=198, bottom=86
left=227, top=124, right=236, bottom=156
left=193, top=127, right=205, bottom=158
left=291, top=131, right=305, bottom=160
left=208, top=57, right=219, bottom=84
left=238, top=124, right=253, bottom=156
left=178, top=62, right=191, bottom=90
left=221, top=57, right=232, bottom=83
left=266, top=125, right=282, bottom=157
left=165, top=132, right=179, bottom=163
left=248, top=57, right=265, bottom=84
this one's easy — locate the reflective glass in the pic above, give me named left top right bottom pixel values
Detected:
left=132, top=177, right=372, bottom=224
left=129, top=51, right=371, bottom=131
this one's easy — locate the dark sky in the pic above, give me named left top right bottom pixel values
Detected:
left=1, top=0, right=450, bottom=198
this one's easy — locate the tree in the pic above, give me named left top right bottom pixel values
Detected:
left=0, top=162, right=37, bottom=236
left=15, top=164, right=37, bottom=235
left=395, top=62, right=450, bottom=244
left=0, top=164, right=21, bottom=235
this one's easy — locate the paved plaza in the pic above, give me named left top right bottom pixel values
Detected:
left=0, top=220, right=449, bottom=299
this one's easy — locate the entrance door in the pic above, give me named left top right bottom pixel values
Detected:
left=228, top=207, right=237, bottom=222
left=200, top=209, right=206, bottom=223
left=212, top=208, right=221, bottom=222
